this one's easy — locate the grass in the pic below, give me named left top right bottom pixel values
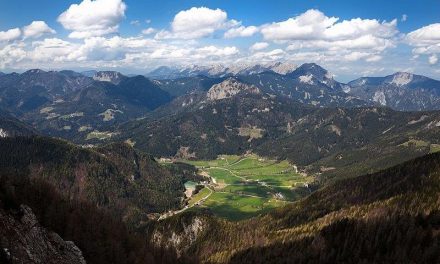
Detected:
left=188, top=187, right=211, bottom=207
left=181, top=154, right=312, bottom=221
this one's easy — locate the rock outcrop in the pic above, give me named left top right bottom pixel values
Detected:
left=0, top=205, right=86, bottom=264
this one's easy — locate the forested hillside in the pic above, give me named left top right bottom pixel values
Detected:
left=153, top=152, right=440, bottom=263
left=0, top=136, right=199, bottom=228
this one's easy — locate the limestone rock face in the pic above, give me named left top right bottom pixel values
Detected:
left=207, top=78, right=260, bottom=101
left=0, top=205, right=86, bottom=264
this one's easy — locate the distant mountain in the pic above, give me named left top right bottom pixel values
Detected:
left=0, top=70, right=172, bottom=143
left=154, top=75, right=226, bottom=97
left=146, top=62, right=298, bottom=79
left=0, top=69, right=92, bottom=113
left=153, top=63, right=368, bottom=109
left=80, top=70, right=97, bottom=77
left=348, top=72, right=440, bottom=111
left=93, top=71, right=127, bottom=84
left=117, top=78, right=440, bottom=179
left=238, top=63, right=365, bottom=108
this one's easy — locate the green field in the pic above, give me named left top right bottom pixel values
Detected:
left=181, top=155, right=313, bottom=220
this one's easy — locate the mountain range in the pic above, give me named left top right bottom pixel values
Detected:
left=2, top=62, right=440, bottom=263
left=145, top=61, right=298, bottom=79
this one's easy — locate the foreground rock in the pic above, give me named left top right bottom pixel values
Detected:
left=0, top=205, right=86, bottom=264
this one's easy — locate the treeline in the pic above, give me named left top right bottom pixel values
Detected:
left=0, top=174, right=186, bottom=264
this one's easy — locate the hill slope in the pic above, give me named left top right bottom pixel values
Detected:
left=153, top=151, right=440, bottom=263
left=0, top=136, right=198, bottom=227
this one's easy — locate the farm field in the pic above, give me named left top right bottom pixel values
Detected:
left=181, top=154, right=313, bottom=220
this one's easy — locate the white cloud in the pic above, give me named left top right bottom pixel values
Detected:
left=130, top=20, right=140, bottom=26
left=249, top=49, right=285, bottom=61
left=31, top=38, right=78, bottom=62
left=429, top=54, right=438, bottom=65
left=224, top=25, right=258, bottom=38
left=261, top=9, right=397, bottom=43
left=407, top=23, right=440, bottom=46
left=0, top=28, right=21, bottom=42
left=23, top=21, right=56, bottom=39
left=142, top=27, right=156, bottom=35
left=261, top=9, right=398, bottom=62
left=155, top=7, right=238, bottom=39
left=261, top=9, right=338, bottom=41
left=194, top=46, right=239, bottom=57
left=366, top=55, right=382, bottom=62
left=250, top=42, right=269, bottom=51
left=58, top=0, right=126, bottom=38
left=407, top=23, right=440, bottom=65
left=401, top=14, right=408, bottom=22
left=0, top=43, right=26, bottom=68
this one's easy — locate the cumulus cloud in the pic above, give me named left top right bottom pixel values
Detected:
left=407, top=23, right=440, bottom=65
left=429, top=54, right=438, bottom=65
left=142, top=27, right=156, bottom=35
left=0, top=43, right=26, bottom=68
left=249, top=49, right=285, bottom=61
left=261, top=9, right=338, bottom=41
left=407, top=23, right=440, bottom=47
left=260, top=9, right=398, bottom=62
left=155, top=7, right=238, bottom=39
left=224, top=25, right=258, bottom=38
left=58, top=0, right=126, bottom=38
left=194, top=46, right=239, bottom=57
left=31, top=38, right=78, bottom=62
left=261, top=9, right=397, bottom=42
left=250, top=42, right=269, bottom=51
left=0, top=28, right=21, bottom=42
left=23, top=21, right=56, bottom=39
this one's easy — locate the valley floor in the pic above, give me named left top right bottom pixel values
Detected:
left=161, top=154, right=313, bottom=221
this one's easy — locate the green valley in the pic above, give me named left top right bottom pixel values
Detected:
left=170, top=155, right=313, bottom=220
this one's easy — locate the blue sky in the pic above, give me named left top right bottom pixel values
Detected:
left=0, top=0, right=439, bottom=81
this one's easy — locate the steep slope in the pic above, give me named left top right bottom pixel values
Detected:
left=0, top=136, right=198, bottom=227
left=0, top=205, right=86, bottom=264
left=0, top=109, right=36, bottom=137
left=348, top=72, right=440, bottom=111
left=118, top=78, right=316, bottom=159
left=0, top=173, right=181, bottom=264
left=153, top=152, right=440, bottom=263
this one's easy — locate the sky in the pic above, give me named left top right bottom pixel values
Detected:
left=0, top=0, right=439, bottom=81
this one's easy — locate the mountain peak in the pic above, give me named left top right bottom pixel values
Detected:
left=207, top=77, right=260, bottom=101
left=387, top=72, right=414, bottom=86
left=93, top=71, right=126, bottom=84
left=23, top=69, right=46, bottom=75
